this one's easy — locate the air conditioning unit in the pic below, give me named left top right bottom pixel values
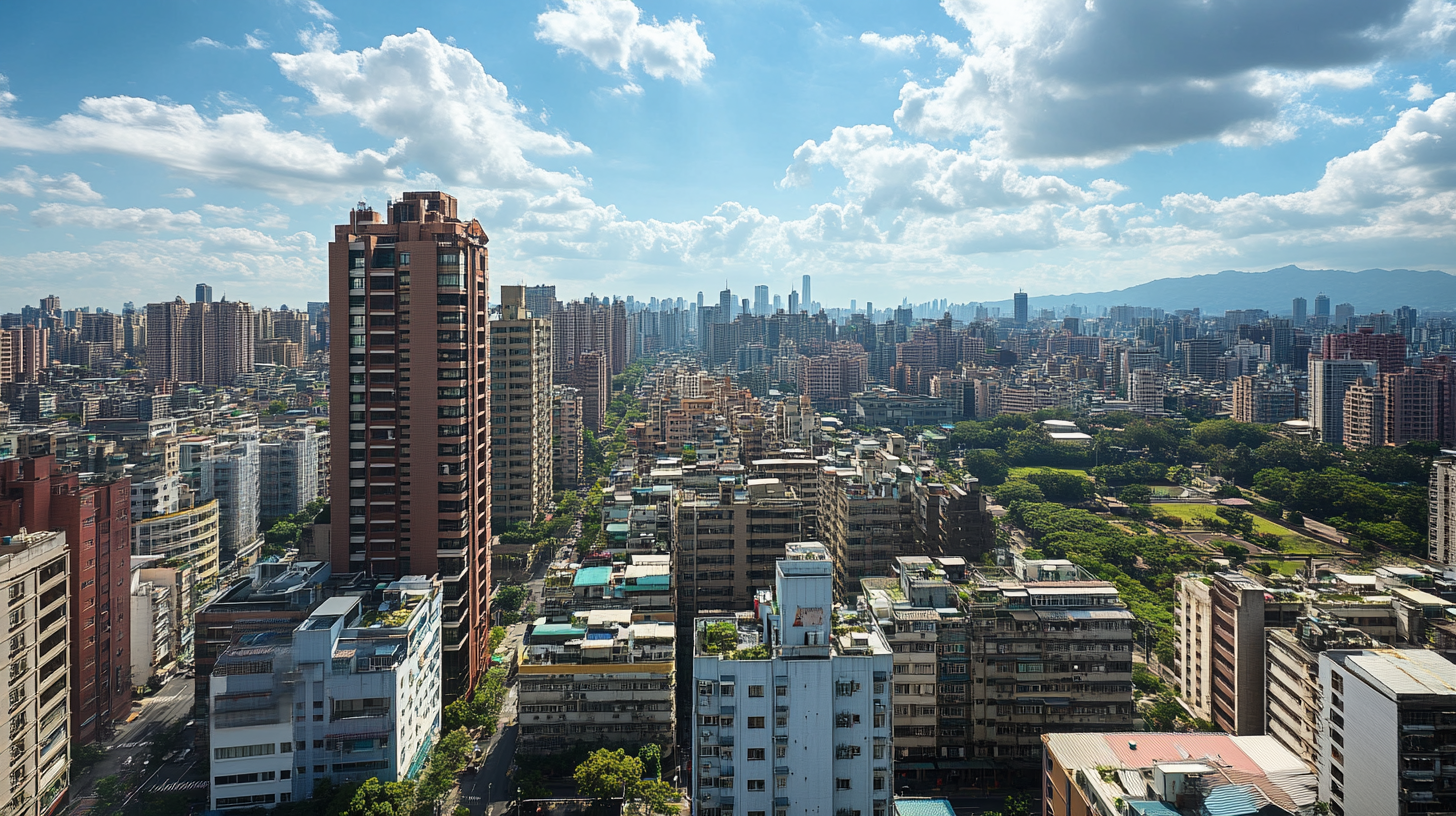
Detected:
left=703, top=731, right=712, bottom=738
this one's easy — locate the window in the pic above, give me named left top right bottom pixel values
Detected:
left=747, top=749, right=765, bottom=761
left=214, top=744, right=275, bottom=760
left=721, top=683, right=735, bottom=696
left=775, top=746, right=787, bottom=759
left=776, top=776, right=787, bottom=789
left=1331, top=673, right=1343, bottom=693
left=747, top=780, right=765, bottom=792
left=748, top=685, right=765, bottom=697
left=748, top=717, right=765, bottom=729
left=836, top=778, right=851, bottom=790
left=776, top=685, right=788, bottom=697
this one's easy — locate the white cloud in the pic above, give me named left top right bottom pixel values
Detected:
left=275, top=28, right=589, bottom=192
left=163, top=187, right=196, bottom=198
left=929, top=35, right=964, bottom=59
left=898, top=0, right=1449, bottom=163
left=289, top=0, right=335, bottom=21
left=0, top=204, right=16, bottom=213
left=193, top=32, right=269, bottom=50
left=33, top=202, right=201, bottom=233
left=536, top=0, right=714, bottom=83
left=0, top=166, right=103, bottom=202
left=860, top=32, right=924, bottom=56
left=1410, top=80, right=1437, bottom=100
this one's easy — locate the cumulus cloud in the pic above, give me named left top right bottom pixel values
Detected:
left=780, top=124, right=1120, bottom=213
left=289, top=0, right=334, bottom=21
left=275, top=28, right=589, bottom=192
left=163, top=187, right=196, bottom=198
left=536, top=0, right=714, bottom=83
left=1410, top=80, right=1437, bottom=100
left=860, top=32, right=923, bottom=56
left=0, top=166, right=103, bottom=202
left=898, top=0, right=1443, bottom=163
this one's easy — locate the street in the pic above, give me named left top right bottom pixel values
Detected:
left=72, top=675, right=200, bottom=807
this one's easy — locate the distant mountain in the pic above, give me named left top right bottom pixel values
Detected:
left=981, top=266, right=1456, bottom=315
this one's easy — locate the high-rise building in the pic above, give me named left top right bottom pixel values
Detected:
left=1322, top=327, right=1407, bottom=374
left=551, top=385, right=583, bottom=492
left=1266, top=617, right=1375, bottom=770
left=1314, top=293, right=1331, bottom=318
left=788, top=289, right=800, bottom=315
left=0, top=529, right=70, bottom=816
left=490, top=286, right=553, bottom=528
left=1308, top=357, right=1378, bottom=445
left=1179, top=337, right=1223, bottom=380
left=1342, top=377, right=1385, bottom=448
left=672, top=479, right=805, bottom=622
left=145, top=297, right=256, bottom=386
left=1232, top=375, right=1299, bottom=423
left=1013, top=291, right=1028, bottom=326
left=328, top=192, right=491, bottom=699
left=0, top=456, right=133, bottom=747
left=1319, top=648, right=1456, bottom=816
left=202, top=432, right=263, bottom=567
left=753, top=284, right=769, bottom=317
left=801, top=274, right=812, bottom=311
left=1292, top=296, right=1307, bottom=325
left=1432, top=455, right=1456, bottom=566
left=259, top=424, right=324, bottom=523
left=691, top=543, right=893, bottom=816
left=1383, top=367, right=1442, bottom=445
left=1176, top=572, right=1266, bottom=735
left=523, top=284, right=557, bottom=318
left=196, top=282, right=213, bottom=304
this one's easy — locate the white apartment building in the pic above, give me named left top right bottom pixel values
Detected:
left=692, top=543, right=894, bottom=816
left=1430, top=454, right=1456, bottom=566
left=1318, top=648, right=1456, bottom=816
left=209, top=578, right=442, bottom=810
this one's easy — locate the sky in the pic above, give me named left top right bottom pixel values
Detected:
left=1, top=0, right=1454, bottom=311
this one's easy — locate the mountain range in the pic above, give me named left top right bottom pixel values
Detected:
left=979, top=266, right=1456, bottom=315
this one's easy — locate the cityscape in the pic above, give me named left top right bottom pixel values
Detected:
left=3, top=4, right=1456, bottom=816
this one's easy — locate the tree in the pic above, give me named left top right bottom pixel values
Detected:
left=1144, top=693, right=1187, bottom=731
left=337, top=777, right=416, bottom=816
left=488, top=626, right=507, bottom=653
left=268, top=400, right=289, bottom=415
left=574, top=749, right=645, bottom=802
left=93, top=776, right=126, bottom=812
left=638, top=744, right=663, bottom=781
left=1022, top=469, right=1093, bottom=503
left=1166, top=464, right=1193, bottom=485
left=1221, top=543, right=1249, bottom=565
left=960, top=449, right=1009, bottom=486
left=1212, top=482, right=1244, bottom=499
left=417, top=728, right=473, bottom=808
left=494, top=583, right=527, bottom=613
left=993, top=479, right=1045, bottom=507
left=1118, top=484, right=1152, bottom=504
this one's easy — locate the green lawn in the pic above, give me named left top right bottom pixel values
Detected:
left=1008, top=466, right=1092, bottom=480
left=1151, top=503, right=1328, bottom=552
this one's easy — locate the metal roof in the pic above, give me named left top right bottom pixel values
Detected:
left=1202, top=784, right=1262, bottom=816
left=573, top=566, right=612, bottom=587
left=1342, top=648, right=1456, bottom=697
left=892, top=800, right=956, bottom=816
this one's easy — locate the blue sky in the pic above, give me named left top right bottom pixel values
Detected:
left=1, top=0, right=1454, bottom=311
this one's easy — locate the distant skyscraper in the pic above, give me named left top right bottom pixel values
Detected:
left=801, top=274, right=812, bottom=311
left=773, top=294, right=782, bottom=312
left=788, top=290, right=799, bottom=315
left=524, top=284, right=557, bottom=317
left=1292, top=297, right=1307, bottom=325
left=1013, top=291, right=1028, bottom=326
left=753, top=284, right=769, bottom=316
left=850, top=299, right=857, bottom=313
left=1309, top=357, right=1378, bottom=445
left=718, top=287, right=733, bottom=323
left=195, top=283, right=213, bottom=304
left=328, top=192, right=491, bottom=700
left=1314, top=293, right=1330, bottom=318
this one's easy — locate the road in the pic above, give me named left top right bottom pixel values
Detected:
left=72, top=675, right=197, bottom=800
left=459, top=689, right=521, bottom=816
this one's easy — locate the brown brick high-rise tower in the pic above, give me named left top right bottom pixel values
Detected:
left=328, top=192, right=491, bottom=700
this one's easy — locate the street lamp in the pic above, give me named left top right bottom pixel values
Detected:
left=488, top=782, right=493, bottom=816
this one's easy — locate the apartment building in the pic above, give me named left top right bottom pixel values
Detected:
left=1383, top=367, right=1442, bottom=445
left=747, top=458, right=819, bottom=538
left=1309, top=358, right=1379, bottom=445
left=1431, top=454, right=1456, bottom=567
left=0, top=529, right=70, bottom=816
left=1232, top=375, right=1299, bottom=424
left=552, top=385, right=583, bottom=492
left=259, top=424, right=323, bottom=523
left=1322, top=327, right=1407, bottom=374
left=1266, top=616, right=1375, bottom=769
left=132, top=499, right=221, bottom=586
left=516, top=609, right=676, bottom=757
left=146, top=297, right=257, bottom=386
left=821, top=471, right=913, bottom=598
left=202, top=430, right=263, bottom=566
left=327, top=192, right=492, bottom=699
left=208, top=579, right=442, bottom=810
left=692, top=544, right=894, bottom=816
left=490, top=286, right=553, bottom=527
left=1319, top=648, right=1456, bottom=816
left=539, top=554, right=674, bottom=621
left=1342, top=377, right=1385, bottom=448
left=672, top=478, right=806, bottom=621
left=908, top=476, right=995, bottom=563
left=1175, top=572, right=1266, bottom=735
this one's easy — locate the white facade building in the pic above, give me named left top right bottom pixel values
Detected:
left=1308, top=358, right=1378, bottom=446
left=202, top=431, right=263, bottom=565
left=260, top=425, right=322, bottom=522
left=1430, top=454, right=1456, bottom=566
left=692, top=543, right=894, bottom=816
left=208, top=577, right=442, bottom=810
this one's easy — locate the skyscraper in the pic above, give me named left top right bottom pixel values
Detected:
left=801, top=274, right=812, bottom=311
left=328, top=192, right=491, bottom=699
left=718, top=286, right=733, bottom=323
left=753, top=284, right=769, bottom=316
left=1013, top=291, right=1029, bottom=326
left=145, top=297, right=255, bottom=386
left=1314, top=293, right=1330, bottom=318
left=1292, top=296, right=1307, bottom=325
left=1309, top=357, right=1378, bottom=445
left=524, top=284, right=557, bottom=317
left=491, top=286, right=553, bottom=527
left=195, top=282, right=213, bottom=304
left=788, top=289, right=799, bottom=315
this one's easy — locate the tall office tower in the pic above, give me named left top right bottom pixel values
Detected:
left=691, top=544, right=892, bottom=816
left=490, top=286, right=553, bottom=528
left=6, top=326, right=47, bottom=382
left=1334, top=302, right=1355, bottom=329
left=1179, top=337, right=1222, bottom=379
left=195, top=283, right=213, bottom=304
left=753, top=284, right=769, bottom=317
left=573, top=350, right=609, bottom=432
left=1309, top=357, right=1378, bottom=445
left=1342, top=378, right=1386, bottom=448
left=260, top=424, right=323, bottom=523
left=1383, top=367, right=1441, bottom=445
left=1269, top=317, right=1295, bottom=365
left=1314, top=292, right=1330, bottom=318
left=788, top=290, right=800, bottom=315
left=773, top=294, right=782, bottom=312
left=0, top=457, right=132, bottom=748
left=0, top=529, right=69, bottom=816
left=1233, top=375, right=1299, bottom=423
left=1322, top=327, right=1407, bottom=373
left=328, top=192, right=491, bottom=700
left=524, top=284, right=556, bottom=317
left=1176, top=572, right=1267, bottom=735
left=1292, top=296, right=1307, bottom=326
left=1013, top=291, right=1028, bottom=325
left=717, top=287, right=733, bottom=323
left=1319, top=648, right=1456, bottom=816
left=801, top=274, right=812, bottom=311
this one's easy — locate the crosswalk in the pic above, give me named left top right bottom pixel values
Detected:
left=147, top=781, right=209, bottom=793
left=113, top=741, right=143, bottom=749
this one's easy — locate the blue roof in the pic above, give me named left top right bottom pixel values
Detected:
left=585, top=632, right=614, bottom=641
left=893, top=799, right=956, bottom=816
left=531, top=623, right=586, bottom=638
left=1127, top=803, right=1181, bottom=816
left=1202, top=784, right=1261, bottom=816
left=573, top=566, right=612, bottom=587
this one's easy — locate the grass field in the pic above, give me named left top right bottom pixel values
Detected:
left=1151, top=503, right=1329, bottom=553
left=1008, top=466, right=1092, bottom=480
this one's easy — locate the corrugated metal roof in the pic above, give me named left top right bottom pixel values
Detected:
left=892, top=799, right=956, bottom=816
left=1126, top=803, right=1180, bottom=816
left=1202, top=783, right=1261, bottom=816
left=1346, top=648, right=1456, bottom=696
left=1043, top=733, right=1121, bottom=770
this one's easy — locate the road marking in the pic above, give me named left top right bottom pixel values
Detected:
left=114, top=741, right=143, bottom=749
left=148, top=780, right=209, bottom=792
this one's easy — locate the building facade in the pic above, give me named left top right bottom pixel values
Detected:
left=490, top=286, right=553, bottom=527
left=1176, top=572, right=1266, bottom=734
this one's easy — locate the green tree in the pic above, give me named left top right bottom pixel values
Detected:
left=574, top=748, right=645, bottom=801
left=1118, top=484, right=1152, bottom=504
left=488, top=625, right=507, bottom=653
left=1021, top=469, right=1093, bottom=503
left=93, top=775, right=126, bottom=812
left=960, top=449, right=1009, bottom=486
left=1166, top=465, right=1193, bottom=485
left=337, top=777, right=417, bottom=816
left=417, top=728, right=473, bottom=808
left=993, top=479, right=1045, bottom=507
left=494, top=583, right=527, bottom=613
left=1144, top=693, right=1187, bottom=731
left=638, top=744, right=663, bottom=781
left=268, top=400, right=289, bottom=415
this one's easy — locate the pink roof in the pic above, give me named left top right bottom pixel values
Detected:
left=1103, top=733, right=1261, bottom=774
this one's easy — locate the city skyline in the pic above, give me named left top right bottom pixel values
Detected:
left=1, top=1, right=1454, bottom=309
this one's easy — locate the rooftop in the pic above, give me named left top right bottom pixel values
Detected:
left=1337, top=648, right=1456, bottom=697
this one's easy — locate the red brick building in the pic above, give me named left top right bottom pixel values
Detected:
left=0, top=455, right=132, bottom=745
left=1321, top=327, right=1407, bottom=373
